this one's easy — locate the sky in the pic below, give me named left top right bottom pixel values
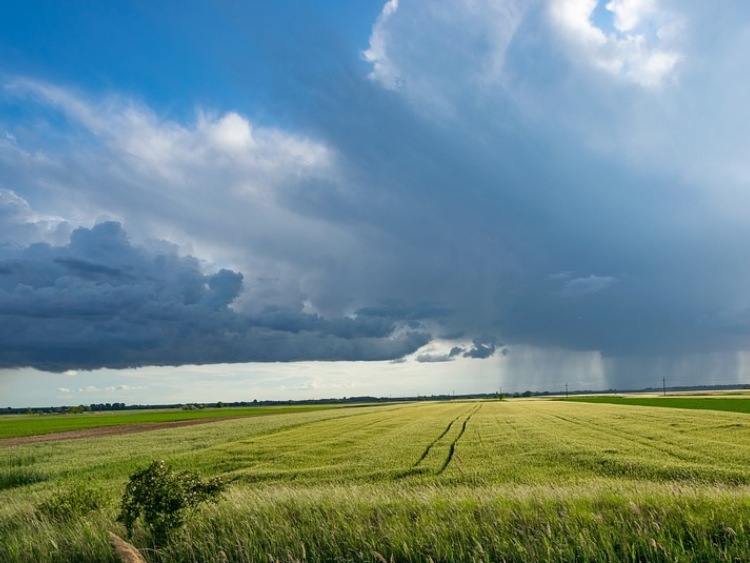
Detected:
left=2, top=0, right=750, bottom=407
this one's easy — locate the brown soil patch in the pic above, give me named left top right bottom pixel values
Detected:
left=0, top=417, right=237, bottom=447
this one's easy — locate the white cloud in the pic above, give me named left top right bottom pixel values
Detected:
left=104, top=384, right=147, bottom=391
left=606, top=0, right=656, bottom=33
left=364, top=0, right=680, bottom=98
left=362, top=0, right=400, bottom=89
left=207, top=112, right=254, bottom=151
left=561, top=275, right=617, bottom=297
left=0, top=78, right=364, bottom=315
left=363, top=0, right=527, bottom=116
left=0, top=188, right=70, bottom=248
left=4, top=78, right=329, bottom=185
left=548, top=0, right=681, bottom=87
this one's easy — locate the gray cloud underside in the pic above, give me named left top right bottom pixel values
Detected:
left=0, top=222, right=429, bottom=371
left=3, top=2, right=750, bottom=382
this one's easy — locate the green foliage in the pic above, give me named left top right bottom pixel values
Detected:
left=117, top=460, right=225, bottom=546
left=36, top=483, right=109, bottom=521
left=0, top=466, right=46, bottom=490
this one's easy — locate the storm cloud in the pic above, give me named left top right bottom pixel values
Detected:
left=2, top=1, right=750, bottom=387
left=0, top=221, right=430, bottom=371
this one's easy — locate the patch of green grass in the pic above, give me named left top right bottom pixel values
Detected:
left=562, top=395, right=750, bottom=414
left=0, top=404, right=344, bottom=439
left=0, top=467, right=47, bottom=490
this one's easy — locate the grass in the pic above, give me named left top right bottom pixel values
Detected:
left=0, top=404, right=343, bottom=440
left=4, top=399, right=750, bottom=561
left=562, top=395, right=750, bottom=414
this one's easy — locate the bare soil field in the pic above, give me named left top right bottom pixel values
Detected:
left=0, top=417, right=234, bottom=447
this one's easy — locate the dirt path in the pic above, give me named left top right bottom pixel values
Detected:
left=0, top=417, right=237, bottom=447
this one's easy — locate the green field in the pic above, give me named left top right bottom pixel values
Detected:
left=563, top=394, right=750, bottom=414
left=4, top=399, right=750, bottom=561
left=0, top=404, right=342, bottom=440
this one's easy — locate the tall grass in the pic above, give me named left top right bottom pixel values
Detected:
left=4, top=400, right=750, bottom=561
left=0, top=455, right=47, bottom=490
left=4, top=483, right=750, bottom=562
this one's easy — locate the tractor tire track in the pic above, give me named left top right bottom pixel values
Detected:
left=437, top=404, right=482, bottom=475
left=414, top=415, right=462, bottom=467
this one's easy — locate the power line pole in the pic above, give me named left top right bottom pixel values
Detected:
left=662, top=376, right=666, bottom=396
left=565, top=382, right=569, bottom=399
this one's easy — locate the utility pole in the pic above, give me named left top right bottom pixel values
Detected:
left=662, top=376, right=666, bottom=396
left=565, top=382, right=569, bottom=399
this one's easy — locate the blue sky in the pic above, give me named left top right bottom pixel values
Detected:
left=2, top=1, right=750, bottom=407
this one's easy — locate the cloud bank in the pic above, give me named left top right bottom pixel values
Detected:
left=0, top=221, right=429, bottom=371
left=2, top=1, right=750, bottom=389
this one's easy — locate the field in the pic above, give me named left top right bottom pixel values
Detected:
left=0, top=404, right=340, bottom=440
left=564, top=394, right=750, bottom=414
left=3, top=399, right=750, bottom=561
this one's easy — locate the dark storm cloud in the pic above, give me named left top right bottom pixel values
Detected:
left=0, top=222, right=430, bottom=371
left=462, top=339, right=499, bottom=360
left=266, top=0, right=750, bottom=386
left=415, top=352, right=453, bottom=363
left=54, top=257, right=126, bottom=279
left=3, top=1, right=750, bottom=387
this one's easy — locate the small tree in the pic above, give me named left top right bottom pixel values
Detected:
left=117, top=460, right=225, bottom=546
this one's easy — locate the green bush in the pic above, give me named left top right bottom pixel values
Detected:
left=36, top=482, right=109, bottom=521
left=117, top=460, right=225, bottom=546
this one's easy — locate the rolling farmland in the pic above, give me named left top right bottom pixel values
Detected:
left=3, top=399, right=750, bottom=561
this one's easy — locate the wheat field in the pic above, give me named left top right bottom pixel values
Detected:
left=3, top=399, right=750, bottom=561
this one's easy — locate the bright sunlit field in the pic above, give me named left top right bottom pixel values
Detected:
left=3, top=398, right=750, bottom=562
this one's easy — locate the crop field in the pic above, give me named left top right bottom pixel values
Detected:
left=4, top=398, right=750, bottom=561
left=0, top=404, right=341, bottom=440
left=564, top=394, right=750, bottom=414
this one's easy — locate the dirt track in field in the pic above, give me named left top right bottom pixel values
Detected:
left=0, top=417, right=238, bottom=447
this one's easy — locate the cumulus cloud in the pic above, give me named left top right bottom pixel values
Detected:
left=548, top=0, right=681, bottom=87
left=0, top=78, right=338, bottom=271
left=363, top=0, right=526, bottom=115
left=462, top=338, right=500, bottom=359
left=415, top=338, right=501, bottom=362
left=0, top=220, right=430, bottom=371
left=0, top=188, right=70, bottom=249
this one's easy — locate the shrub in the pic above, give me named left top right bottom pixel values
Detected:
left=37, top=482, right=109, bottom=521
left=117, top=460, right=225, bottom=546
